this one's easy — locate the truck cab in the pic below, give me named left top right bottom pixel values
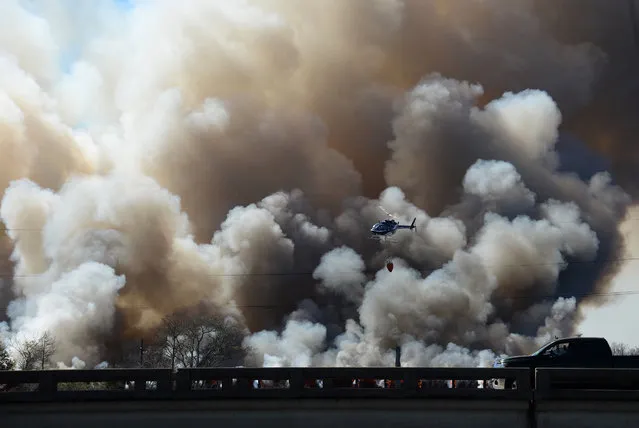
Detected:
left=500, top=337, right=613, bottom=369
left=493, top=337, right=615, bottom=389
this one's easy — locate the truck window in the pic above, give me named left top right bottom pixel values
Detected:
left=542, top=342, right=571, bottom=357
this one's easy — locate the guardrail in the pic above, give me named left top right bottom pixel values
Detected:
left=535, top=368, right=639, bottom=401
left=4, top=367, right=639, bottom=404
left=0, top=367, right=529, bottom=402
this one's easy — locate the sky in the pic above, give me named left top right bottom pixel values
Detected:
left=51, top=0, right=133, bottom=73
left=578, top=206, right=639, bottom=346
left=113, top=0, right=132, bottom=8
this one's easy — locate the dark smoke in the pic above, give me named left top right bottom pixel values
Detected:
left=0, top=0, right=637, bottom=367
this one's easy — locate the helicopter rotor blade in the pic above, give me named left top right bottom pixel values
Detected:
left=378, top=205, right=398, bottom=219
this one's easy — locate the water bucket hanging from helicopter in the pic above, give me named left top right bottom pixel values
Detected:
left=386, top=261, right=394, bottom=272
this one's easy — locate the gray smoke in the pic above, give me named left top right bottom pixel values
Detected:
left=0, top=0, right=636, bottom=368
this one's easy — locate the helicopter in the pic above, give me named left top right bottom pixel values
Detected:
left=370, top=206, right=416, bottom=240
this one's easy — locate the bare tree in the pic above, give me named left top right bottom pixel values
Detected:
left=147, top=311, right=246, bottom=370
left=176, top=314, right=221, bottom=368
left=611, top=342, right=639, bottom=355
left=0, top=341, right=14, bottom=371
left=146, top=313, right=186, bottom=370
left=0, top=342, right=15, bottom=392
left=14, top=331, right=57, bottom=370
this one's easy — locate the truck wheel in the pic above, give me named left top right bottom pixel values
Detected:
left=504, top=379, right=516, bottom=390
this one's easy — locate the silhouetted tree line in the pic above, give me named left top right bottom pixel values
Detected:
left=0, top=309, right=247, bottom=372
left=610, top=342, right=639, bottom=356
left=141, top=310, right=246, bottom=370
left=0, top=311, right=246, bottom=392
left=0, top=331, right=56, bottom=371
left=3, top=334, right=639, bottom=373
left=0, top=342, right=14, bottom=371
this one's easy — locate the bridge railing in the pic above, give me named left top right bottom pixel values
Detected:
left=0, top=367, right=529, bottom=402
left=535, top=368, right=639, bottom=401
left=5, top=367, right=639, bottom=404
left=0, top=368, right=174, bottom=402
left=175, top=367, right=530, bottom=399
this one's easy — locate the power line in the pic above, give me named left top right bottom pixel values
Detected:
left=0, top=235, right=638, bottom=308
left=2, top=268, right=638, bottom=308
left=5, top=216, right=639, bottom=233
left=1, top=254, right=639, bottom=279
left=0, top=269, right=637, bottom=311
left=111, top=289, right=639, bottom=312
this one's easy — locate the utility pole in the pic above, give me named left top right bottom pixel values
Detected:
left=40, top=336, right=46, bottom=370
left=630, top=0, right=639, bottom=60
left=139, top=339, right=144, bottom=368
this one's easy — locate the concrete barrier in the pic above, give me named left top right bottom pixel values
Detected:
left=1, top=398, right=533, bottom=428
left=534, top=368, right=639, bottom=428
left=4, top=367, right=639, bottom=428
left=0, top=367, right=532, bottom=428
left=0, top=367, right=530, bottom=402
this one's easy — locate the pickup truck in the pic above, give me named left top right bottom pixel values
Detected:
left=492, top=336, right=639, bottom=389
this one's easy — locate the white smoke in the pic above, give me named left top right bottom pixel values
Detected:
left=313, top=246, right=366, bottom=304
left=463, top=160, right=536, bottom=211
left=0, top=0, right=633, bottom=369
left=244, top=319, right=328, bottom=367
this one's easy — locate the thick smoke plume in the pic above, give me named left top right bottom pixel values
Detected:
left=0, top=0, right=637, bottom=368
